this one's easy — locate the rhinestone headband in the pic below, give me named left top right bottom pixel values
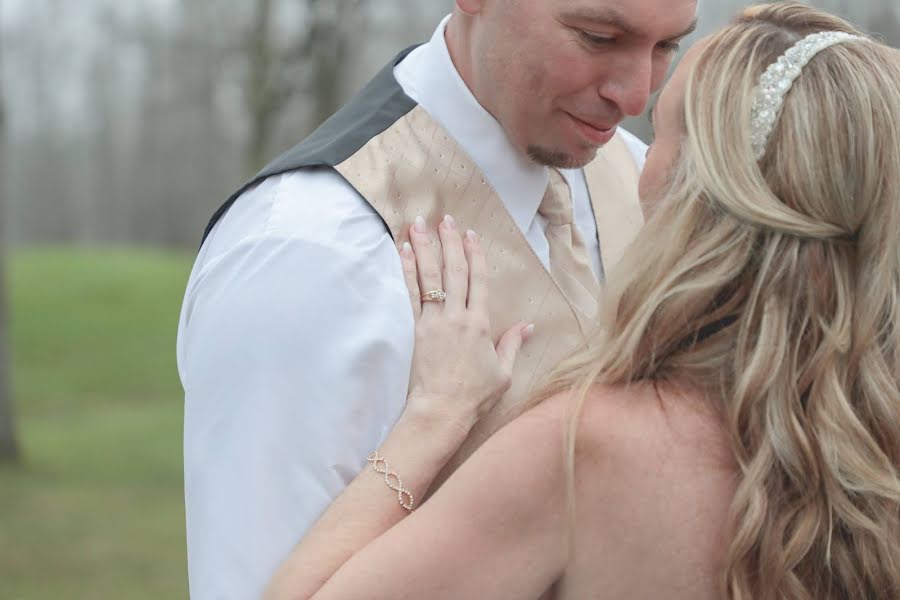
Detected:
left=750, top=31, right=864, bottom=159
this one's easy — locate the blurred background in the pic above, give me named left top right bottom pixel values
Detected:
left=0, top=1, right=896, bottom=598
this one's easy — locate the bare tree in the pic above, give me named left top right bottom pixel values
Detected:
left=305, top=0, right=368, bottom=127
left=0, top=0, right=21, bottom=463
left=243, top=0, right=286, bottom=175
left=121, top=0, right=246, bottom=248
left=242, top=0, right=367, bottom=175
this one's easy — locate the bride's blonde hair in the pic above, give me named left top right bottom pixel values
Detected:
left=535, top=3, right=900, bottom=598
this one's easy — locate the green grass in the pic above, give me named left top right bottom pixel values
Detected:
left=0, top=247, right=193, bottom=599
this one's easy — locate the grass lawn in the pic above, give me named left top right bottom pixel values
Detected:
left=0, top=247, right=193, bottom=599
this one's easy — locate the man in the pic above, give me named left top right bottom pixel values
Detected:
left=176, top=0, right=697, bottom=598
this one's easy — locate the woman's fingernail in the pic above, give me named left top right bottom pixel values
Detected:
left=523, top=324, right=535, bottom=339
left=443, top=214, right=456, bottom=229
left=414, top=216, right=426, bottom=233
left=466, top=230, right=478, bottom=243
left=402, top=242, right=413, bottom=256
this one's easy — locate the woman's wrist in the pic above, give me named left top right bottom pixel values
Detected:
left=386, top=398, right=474, bottom=475
left=401, top=395, right=476, bottom=443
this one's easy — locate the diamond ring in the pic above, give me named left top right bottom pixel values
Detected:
left=420, top=289, right=447, bottom=303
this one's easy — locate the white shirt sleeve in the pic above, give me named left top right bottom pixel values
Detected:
left=176, top=169, right=413, bottom=600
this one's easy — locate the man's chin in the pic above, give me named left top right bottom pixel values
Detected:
left=526, top=144, right=598, bottom=170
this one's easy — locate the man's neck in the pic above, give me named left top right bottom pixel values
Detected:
left=444, top=14, right=483, bottom=118
left=444, top=13, right=536, bottom=169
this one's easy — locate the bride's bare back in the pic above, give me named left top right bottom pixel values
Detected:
left=536, top=382, right=737, bottom=599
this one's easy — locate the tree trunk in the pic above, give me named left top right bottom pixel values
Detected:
left=242, top=0, right=369, bottom=176
left=0, top=0, right=21, bottom=462
left=243, top=0, right=278, bottom=176
left=0, top=247, right=17, bottom=462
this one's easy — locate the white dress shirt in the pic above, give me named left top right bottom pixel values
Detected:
left=177, top=15, right=647, bottom=600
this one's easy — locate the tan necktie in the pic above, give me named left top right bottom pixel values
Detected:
left=538, top=169, right=601, bottom=328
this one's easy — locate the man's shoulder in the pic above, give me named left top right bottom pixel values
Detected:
left=205, top=168, right=389, bottom=259
left=179, top=165, right=408, bottom=343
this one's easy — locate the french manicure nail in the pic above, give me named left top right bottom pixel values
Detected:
left=466, top=230, right=478, bottom=242
left=523, top=324, right=535, bottom=339
left=443, top=214, right=456, bottom=229
left=414, top=216, right=426, bottom=233
left=402, top=242, right=413, bottom=255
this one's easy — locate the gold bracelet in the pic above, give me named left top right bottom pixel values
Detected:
left=366, top=451, right=415, bottom=511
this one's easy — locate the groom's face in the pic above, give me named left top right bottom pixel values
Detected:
left=467, top=0, right=697, bottom=169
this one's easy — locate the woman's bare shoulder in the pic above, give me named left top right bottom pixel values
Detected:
left=571, top=381, right=735, bottom=471
left=500, top=380, right=737, bottom=502
left=514, top=381, right=736, bottom=505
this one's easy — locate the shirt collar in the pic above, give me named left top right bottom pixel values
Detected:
left=394, top=15, right=548, bottom=236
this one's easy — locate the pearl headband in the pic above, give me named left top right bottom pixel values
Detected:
left=750, top=31, right=864, bottom=159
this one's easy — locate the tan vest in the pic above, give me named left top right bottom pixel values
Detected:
left=205, top=49, right=644, bottom=480
left=334, top=106, right=644, bottom=476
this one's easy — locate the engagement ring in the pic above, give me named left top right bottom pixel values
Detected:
left=421, top=289, right=447, bottom=303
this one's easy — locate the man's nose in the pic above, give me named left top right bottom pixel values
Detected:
left=599, top=53, right=653, bottom=117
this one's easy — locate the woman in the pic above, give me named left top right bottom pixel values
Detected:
left=264, top=3, right=900, bottom=599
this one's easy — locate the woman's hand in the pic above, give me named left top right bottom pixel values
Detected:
left=400, top=215, right=533, bottom=437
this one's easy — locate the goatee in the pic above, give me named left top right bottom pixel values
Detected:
left=526, top=145, right=597, bottom=170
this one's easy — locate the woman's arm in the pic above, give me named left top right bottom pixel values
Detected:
left=308, top=395, right=569, bottom=600
left=263, top=215, right=535, bottom=599
left=262, top=407, right=471, bottom=599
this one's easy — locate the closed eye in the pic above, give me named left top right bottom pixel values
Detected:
left=579, top=30, right=616, bottom=46
left=657, top=41, right=681, bottom=53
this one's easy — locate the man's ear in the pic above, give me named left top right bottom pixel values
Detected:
left=456, top=0, right=485, bottom=17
